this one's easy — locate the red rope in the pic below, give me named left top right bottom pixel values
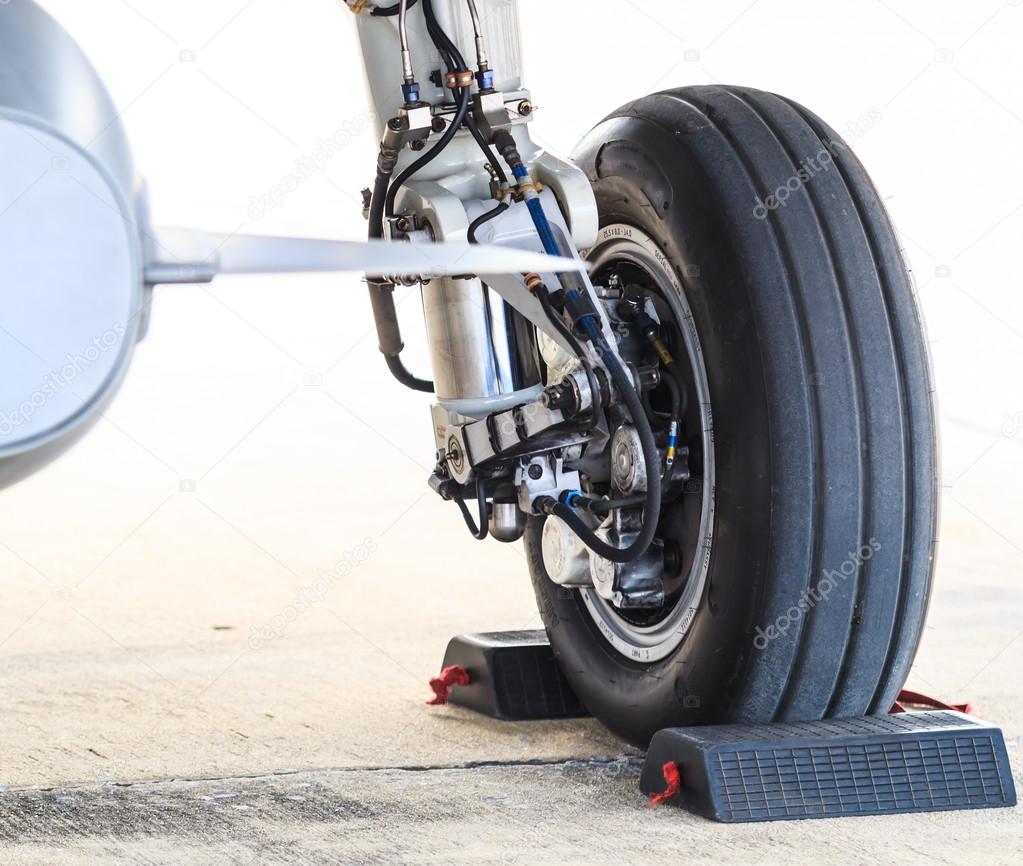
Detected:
left=891, top=689, right=976, bottom=717
left=426, top=664, right=471, bottom=705
left=649, top=760, right=682, bottom=806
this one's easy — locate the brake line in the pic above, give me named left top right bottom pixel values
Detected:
left=488, top=133, right=662, bottom=562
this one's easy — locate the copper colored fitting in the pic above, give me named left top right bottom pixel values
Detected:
left=445, top=70, right=475, bottom=89
left=524, top=273, right=545, bottom=293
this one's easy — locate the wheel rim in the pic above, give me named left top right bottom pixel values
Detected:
left=580, top=223, right=716, bottom=663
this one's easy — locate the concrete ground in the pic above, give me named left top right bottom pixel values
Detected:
left=3, top=2, right=1022, bottom=863
left=0, top=390, right=1020, bottom=863
left=2, top=758, right=1020, bottom=866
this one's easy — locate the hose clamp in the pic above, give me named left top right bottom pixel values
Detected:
left=444, top=70, right=475, bottom=90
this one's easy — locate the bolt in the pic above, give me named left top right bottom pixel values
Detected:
left=447, top=439, right=464, bottom=473
left=517, top=100, right=534, bottom=117
left=409, top=139, right=426, bottom=151
left=431, top=116, right=447, bottom=133
left=527, top=464, right=544, bottom=481
left=395, top=216, right=413, bottom=233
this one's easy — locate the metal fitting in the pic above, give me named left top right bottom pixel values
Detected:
left=476, top=69, right=495, bottom=92
left=524, top=272, right=545, bottom=293
left=444, top=70, right=475, bottom=90
left=401, top=81, right=420, bottom=105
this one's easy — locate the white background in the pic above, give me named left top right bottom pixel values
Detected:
left=1, top=0, right=1021, bottom=785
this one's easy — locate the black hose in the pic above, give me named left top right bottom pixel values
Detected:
left=456, top=478, right=489, bottom=540
left=534, top=286, right=601, bottom=426
left=371, top=0, right=419, bottom=16
left=366, top=145, right=435, bottom=392
left=422, top=0, right=506, bottom=182
left=424, top=0, right=464, bottom=68
left=467, top=201, right=508, bottom=244
left=384, top=353, right=432, bottom=393
left=596, top=333, right=663, bottom=553
left=543, top=330, right=662, bottom=564
left=591, top=495, right=647, bottom=516
left=384, top=87, right=469, bottom=220
left=465, top=114, right=509, bottom=185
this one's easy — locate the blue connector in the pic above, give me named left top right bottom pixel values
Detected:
left=401, top=81, right=420, bottom=105
left=562, top=490, right=585, bottom=509
left=476, top=69, right=494, bottom=91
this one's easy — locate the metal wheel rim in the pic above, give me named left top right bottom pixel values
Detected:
left=580, top=223, right=716, bottom=663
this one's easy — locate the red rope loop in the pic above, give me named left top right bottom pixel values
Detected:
left=649, top=760, right=682, bottom=806
left=891, top=689, right=976, bottom=717
left=427, top=664, right=471, bottom=705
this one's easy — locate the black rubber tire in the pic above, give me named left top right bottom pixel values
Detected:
left=527, top=85, right=938, bottom=747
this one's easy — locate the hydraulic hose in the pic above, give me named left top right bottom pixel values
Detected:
left=384, top=87, right=469, bottom=220
left=554, top=326, right=663, bottom=563
left=467, top=200, right=508, bottom=244
left=531, top=278, right=601, bottom=427
left=456, top=477, right=489, bottom=541
left=367, top=145, right=434, bottom=393
left=423, top=0, right=506, bottom=182
left=495, top=131, right=662, bottom=561
left=371, top=0, right=419, bottom=15
left=465, top=114, right=509, bottom=185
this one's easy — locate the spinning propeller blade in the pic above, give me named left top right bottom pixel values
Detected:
left=144, top=229, right=587, bottom=285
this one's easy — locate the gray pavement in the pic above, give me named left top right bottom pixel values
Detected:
left=3, top=758, right=1021, bottom=866
left=0, top=419, right=1021, bottom=864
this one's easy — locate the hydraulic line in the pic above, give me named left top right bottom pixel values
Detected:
left=371, top=0, right=420, bottom=15
left=423, top=0, right=506, bottom=182
left=529, top=275, right=601, bottom=427
left=396, top=0, right=414, bottom=85
left=491, top=133, right=662, bottom=562
left=465, top=0, right=487, bottom=69
left=467, top=200, right=508, bottom=244
left=465, top=114, right=509, bottom=185
left=367, top=142, right=434, bottom=393
left=550, top=327, right=662, bottom=563
left=370, top=0, right=499, bottom=391
left=660, top=367, right=681, bottom=481
left=384, top=87, right=469, bottom=220
left=456, top=477, right=489, bottom=540
left=384, top=0, right=475, bottom=221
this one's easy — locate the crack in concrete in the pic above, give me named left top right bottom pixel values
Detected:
left=3, top=753, right=641, bottom=795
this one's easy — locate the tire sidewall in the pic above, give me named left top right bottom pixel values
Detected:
left=528, top=113, right=775, bottom=746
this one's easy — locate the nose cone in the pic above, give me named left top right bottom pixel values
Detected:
left=0, top=1, right=145, bottom=489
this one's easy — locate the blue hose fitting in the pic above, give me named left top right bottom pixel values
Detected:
left=401, top=81, right=420, bottom=105
left=561, top=490, right=585, bottom=509
left=476, top=69, right=494, bottom=91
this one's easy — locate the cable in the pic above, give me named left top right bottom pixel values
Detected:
left=456, top=478, right=489, bottom=540
left=370, top=0, right=498, bottom=389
